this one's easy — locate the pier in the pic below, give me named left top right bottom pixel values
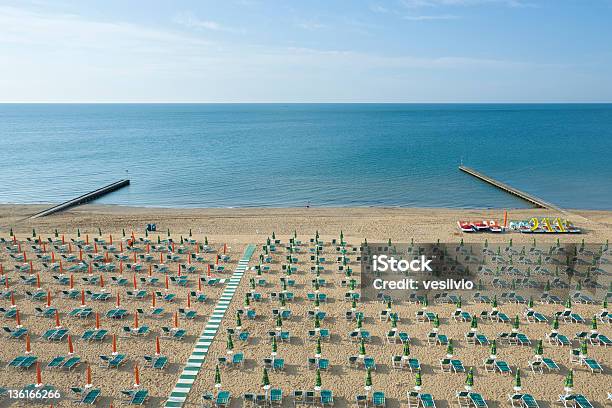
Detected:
left=459, top=166, right=561, bottom=211
left=29, top=179, right=130, bottom=218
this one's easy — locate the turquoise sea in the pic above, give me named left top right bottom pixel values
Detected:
left=1, top=104, right=611, bottom=209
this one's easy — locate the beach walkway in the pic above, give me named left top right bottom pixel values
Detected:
left=165, top=244, right=256, bottom=407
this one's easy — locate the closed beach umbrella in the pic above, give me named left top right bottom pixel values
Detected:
left=85, top=364, right=92, bottom=388
left=514, top=368, right=522, bottom=391
left=214, top=364, right=222, bottom=390
left=465, top=367, right=474, bottom=390
left=471, top=315, right=478, bottom=331
left=315, top=368, right=322, bottom=390
left=244, top=295, right=250, bottom=308
left=535, top=340, right=543, bottom=357
left=314, top=314, right=321, bottom=329
left=226, top=333, right=234, bottom=354
left=133, top=363, right=140, bottom=388
left=356, top=315, right=363, bottom=329
left=276, top=315, right=283, bottom=329
left=591, top=316, right=598, bottom=333
left=25, top=333, right=31, bottom=354
left=35, top=361, right=42, bottom=387
left=155, top=336, right=161, bottom=356
left=415, top=370, right=422, bottom=391
left=564, top=370, right=574, bottom=393
left=271, top=336, right=278, bottom=356
left=316, top=339, right=322, bottom=357
left=492, top=296, right=498, bottom=310
left=68, top=335, right=74, bottom=355
left=580, top=340, right=587, bottom=356
left=512, top=315, right=520, bottom=332
left=446, top=339, right=454, bottom=357
left=433, top=314, right=440, bottom=330
left=552, top=315, right=559, bottom=332
left=365, top=368, right=373, bottom=396
left=528, top=297, right=534, bottom=309
left=262, top=367, right=271, bottom=398
left=391, top=315, right=397, bottom=328
left=456, top=297, right=462, bottom=310
left=359, top=339, right=366, bottom=357
left=112, top=334, right=117, bottom=355
left=565, top=298, right=572, bottom=310
left=490, top=340, right=497, bottom=358
left=236, top=312, right=242, bottom=329
left=402, top=342, right=410, bottom=360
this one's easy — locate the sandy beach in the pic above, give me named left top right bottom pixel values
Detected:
left=0, top=205, right=610, bottom=407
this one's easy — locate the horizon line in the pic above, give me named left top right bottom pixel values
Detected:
left=1, top=101, right=612, bottom=104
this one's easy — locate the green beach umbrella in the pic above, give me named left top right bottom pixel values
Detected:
left=340, top=231, right=343, bottom=241
left=514, top=368, right=522, bottom=391
left=272, top=232, right=275, bottom=240
left=490, top=340, right=497, bottom=357
left=32, top=228, right=36, bottom=238
left=351, top=299, right=357, bottom=310
left=552, top=315, right=559, bottom=331
left=276, top=314, right=283, bottom=329
left=564, top=370, right=574, bottom=392
left=56, top=228, right=60, bottom=237
left=423, top=295, right=429, bottom=309
left=122, top=228, right=126, bottom=237
left=433, top=314, right=440, bottom=329
left=167, top=228, right=170, bottom=237
left=391, top=315, right=397, bottom=328
left=386, top=300, right=392, bottom=311
left=465, top=367, right=474, bottom=390
left=388, top=238, right=391, bottom=247
left=492, top=295, right=498, bottom=309
left=603, top=299, right=608, bottom=311
left=356, top=315, right=363, bottom=329
left=236, top=312, right=242, bottom=328
left=545, top=280, right=550, bottom=292
left=446, top=339, right=454, bottom=357
left=282, top=280, right=287, bottom=291
left=591, top=316, right=598, bottom=332
left=280, top=297, right=286, bottom=308
left=77, top=228, right=81, bottom=238
left=244, top=295, right=250, bottom=308
left=214, top=364, right=222, bottom=388
left=316, top=339, right=322, bottom=356
left=365, top=368, right=373, bottom=388
left=403, top=342, right=410, bottom=358
left=250, top=278, right=256, bottom=289
left=484, top=239, right=488, bottom=248
left=580, top=339, right=588, bottom=356
left=314, top=314, right=321, bottom=329
left=271, top=336, right=278, bottom=354
left=535, top=340, right=543, bottom=357
left=262, top=367, right=270, bottom=396
left=314, top=298, right=320, bottom=309
left=565, top=298, right=572, bottom=310
left=513, top=315, right=520, bottom=331
left=189, top=229, right=192, bottom=237
left=456, top=297, right=462, bottom=310
left=471, top=315, right=478, bottom=331
left=415, top=370, right=422, bottom=390
left=226, top=333, right=234, bottom=352
left=9, top=228, right=13, bottom=237
left=315, top=368, right=322, bottom=389
left=350, top=280, right=356, bottom=291
left=478, top=279, right=484, bottom=291
left=205, top=236, right=209, bottom=245
left=509, top=238, right=513, bottom=247
left=157, top=236, right=161, bottom=244
left=528, top=297, right=534, bottom=309
left=359, top=339, right=366, bottom=356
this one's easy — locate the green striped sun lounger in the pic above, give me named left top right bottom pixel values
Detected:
left=62, top=356, right=81, bottom=370
left=80, top=388, right=101, bottom=405
left=420, top=393, right=436, bottom=408
left=373, top=391, right=386, bottom=407
left=522, top=394, right=539, bottom=408
left=451, top=359, right=465, bottom=372
left=408, top=358, right=420, bottom=371
left=584, top=358, right=603, bottom=373
left=47, top=356, right=65, bottom=368
left=216, top=390, right=231, bottom=407
left=495, top=360, right=512, bottom=374
left=542, top=358, right=560, bottom=371
left=469, top=393, right=488, bottom=408
left=270, top=388, right=283, bottom=405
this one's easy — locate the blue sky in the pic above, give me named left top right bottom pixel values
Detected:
left=1, top=0, right=611, bottom=102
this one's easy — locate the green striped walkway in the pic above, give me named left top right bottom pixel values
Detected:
left=165, top=244, right=255, bottom=407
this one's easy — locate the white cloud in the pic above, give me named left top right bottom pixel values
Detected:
left=172, top=11, right=233, bottom=32
left=296, top=21, right=326, bottom=30
left=403, top=14, right=460, bottom=20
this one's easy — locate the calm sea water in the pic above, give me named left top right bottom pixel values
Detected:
left=1, top=104, right=611, bottom=209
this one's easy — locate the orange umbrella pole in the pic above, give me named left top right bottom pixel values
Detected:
left=198, top=274, right=202, bottom=293
left=68, top=334, right=74, bottom=355
left=116, top=292, right=121, bottom=308
left=55, top=309, right=61, bottom=328
left=16, top=309, right=22, bottom=327
left=187, top=292, right=191, bottom=309
left=47, top=290, right=52, bottom=308
left=151, top=292, right=156, bottom=308
left=85, top=364, right=92, bottom=388
left=81, top=289, right=86, bottom=306
left=95, top=312, right=100, bottom=330
left=35, top=361, right=42, bottom=387
left=133, top=363, right=140, bottom=388
left=133, top=274, right=137, bottom=289
left=134, top=312, right=139, bottom=329
left=174, top=312, right=179, bottom=328
left=70, top=274, right=74, bottom=289
left=36, top=273, right=41, bottom=289
left=155, top=336, right=161, bottom=356
left=112, top=334, right=117, bottom=355
left=25, top=333, right=31, bottom=354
